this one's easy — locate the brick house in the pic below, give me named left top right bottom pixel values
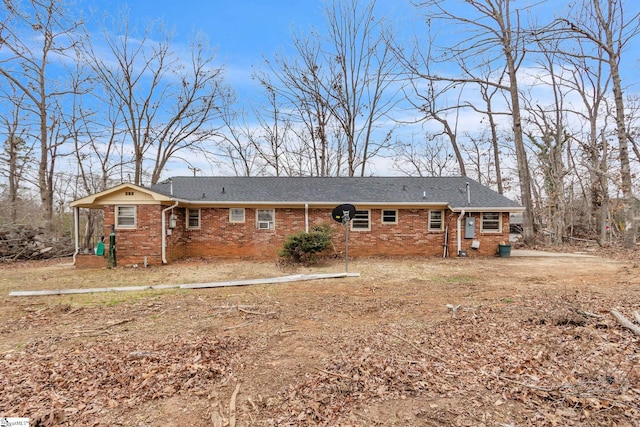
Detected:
left=70, top=176, right=524, bottom=267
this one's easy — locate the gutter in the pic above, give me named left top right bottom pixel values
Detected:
left=448, top=205, right=525, bottom=213
left=457, top=209, right=465, bottom=256
left=305, top=203, right=309, bottom=233
left=161, top=201, right=179, bottom=264
left=175, top=200, right=450, bottom=208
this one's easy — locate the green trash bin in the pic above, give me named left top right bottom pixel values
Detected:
left=498, top=244, right=511, bottom=258
left=95, top=241, right=105, bottom=256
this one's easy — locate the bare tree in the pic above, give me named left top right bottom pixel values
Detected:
left=467, top=69, right=509, bottom=195
left=521, top=41, right=574, bottom=244
left=257, top=32, right=343, bottom=176
left=462, top=130, right=498, bottom=187
left=0, top=0, right=85, bottom=232
left=260, top=0, right=400, bottom=177
left=626, top=95, right=640, bottom=166
left=393, top=134, right=457, bottom=177
left=394, top=27, right=468, bottom=177
left=412, top=0, right=539, bottom=244
left=551, top=0, right=640, bottom=249
left=62, top=64, right=131, bottom=248
left=0, top=88, right=34, bottom=223
left=249, top=83, right=293, bottom=176
left=552, top=33, right=612, bottom=243
left=214, top=91, right=263, bottom=177
left=86, top=14, right=226, bottom=185
left=325, top=0, right=401, bottom=176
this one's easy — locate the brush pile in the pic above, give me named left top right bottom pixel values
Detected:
left=0, top=225, right=74, bottom=261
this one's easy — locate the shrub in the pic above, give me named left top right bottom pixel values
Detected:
left=279, top=224, right=333, bottom=265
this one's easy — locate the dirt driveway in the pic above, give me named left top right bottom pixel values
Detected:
left=1, top=254, right=639, bottom=426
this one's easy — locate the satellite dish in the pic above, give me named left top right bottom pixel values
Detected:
left=332, top=204, right=356, bottom=223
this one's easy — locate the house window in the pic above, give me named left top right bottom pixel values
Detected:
left=481, top=212, right=501, bottom=232
left=381, top=209, right=397, bottom=224
left=351, top=210, right=370, bottom=231
left=187, top=208, right=201, bottom=229
left=429, top=210, right=444, bottom=231
left=256, top=209, right=275, bottom=230
left=229, top=208, right=245, bottom=223
left=116, top=205, right=136, bottom=228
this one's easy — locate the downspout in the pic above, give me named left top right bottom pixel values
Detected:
left=162, top=201, right=179, bottom=264
left=72, top=207, right=80, bottom=265
left=305, top=203, right=309, bottom=233
left=457, top=209, right=465, bottom=256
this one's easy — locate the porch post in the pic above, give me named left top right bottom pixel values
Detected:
left=72, top=207, right=80, bottom=265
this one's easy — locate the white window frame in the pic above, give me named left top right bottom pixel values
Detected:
left=187, top=208, right=201, bottom=229
left=381, top=209, right=398, bottom=224
left=428, top=210, right=444, bottom=231
left=116, top=205, right=136, bottom=229
left=351, top=209, right=370, bottom=231
left=481, top=212, right=501, bottom=233
left=256, top=209, right=275, bottom=230
left=229, top=208, right=245, bottom=223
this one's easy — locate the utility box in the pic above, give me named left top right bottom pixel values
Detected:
left=464, top=216, right=475, bottom=239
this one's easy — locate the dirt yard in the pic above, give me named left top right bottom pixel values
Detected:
left=1, top=251, right=639, bottom=426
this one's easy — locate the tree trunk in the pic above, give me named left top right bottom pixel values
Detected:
left=609, top=59, right=636, bottom=249
left=601, top=16, right=636, bottom=248
left=506, top=55, right=535, bottom=244
left=487, top=103, right=503, bottom=195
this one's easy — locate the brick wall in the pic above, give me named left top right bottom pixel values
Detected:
left=446, top=212, right=511, bottom=257
left=166, top=207, right=511, bottom=260
left=75, top=254, right=107, bottom=269
left=104, top=204, right=164, bottom=266
left=100, top=205, right=511, bottom=265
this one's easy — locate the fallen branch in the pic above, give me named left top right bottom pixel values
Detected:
left=572, top=308, right=603, bottom=319
left=69, top=329, right=112, bottom=336
left=229, top=383, right=241, bottom=427
left=211, top=412, right=223, bottom=427
left=211, top=401, right=224, bottom=427
left=102, top=318, right=134, bottom=329
left=498, top=375, right=568, bottom=392
left=634, top=311, right=640, bottom=324
left=316, top=368, right=356, bottom=381
left=388, top=332, right=446, bottom=363
left=238, top=307, right=276, bottom=316
left=247, top=396, right=258, bottom=412
left=128, top=351, right=155, bottom=359
left=69, top=318, right=134, bottom=336
left=65, top=307, right=84, bottom=316
left=223, top=321, right=252, bottom=331
left=212, top=304, right=257, bottom=310
left=610, top=310, right=640, bottom=337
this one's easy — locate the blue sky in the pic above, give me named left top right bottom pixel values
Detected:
left=85, top=0, right=417, bottom=102
left=109, top=0, right=327, bottom=63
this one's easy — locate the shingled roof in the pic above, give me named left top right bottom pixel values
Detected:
left=150, top=176, right=523, bottom=211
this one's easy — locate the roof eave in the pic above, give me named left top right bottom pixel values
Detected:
left=169, top=200, right=453, bottom=207
left=70, top=183, right=174, bottom=209
left=448, top=205, right=525, bottom=212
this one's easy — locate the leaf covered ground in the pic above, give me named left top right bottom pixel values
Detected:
left=1, top=251, right=639, bottom=426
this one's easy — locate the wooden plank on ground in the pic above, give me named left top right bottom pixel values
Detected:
left=9, top=285, right=181, bottom=296
left=179, top=273, right=359, bottom=289
left=8, top=272, right=360, bottom=296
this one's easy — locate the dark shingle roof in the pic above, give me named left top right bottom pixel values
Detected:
left=150, top=176, right=523, bottom=210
